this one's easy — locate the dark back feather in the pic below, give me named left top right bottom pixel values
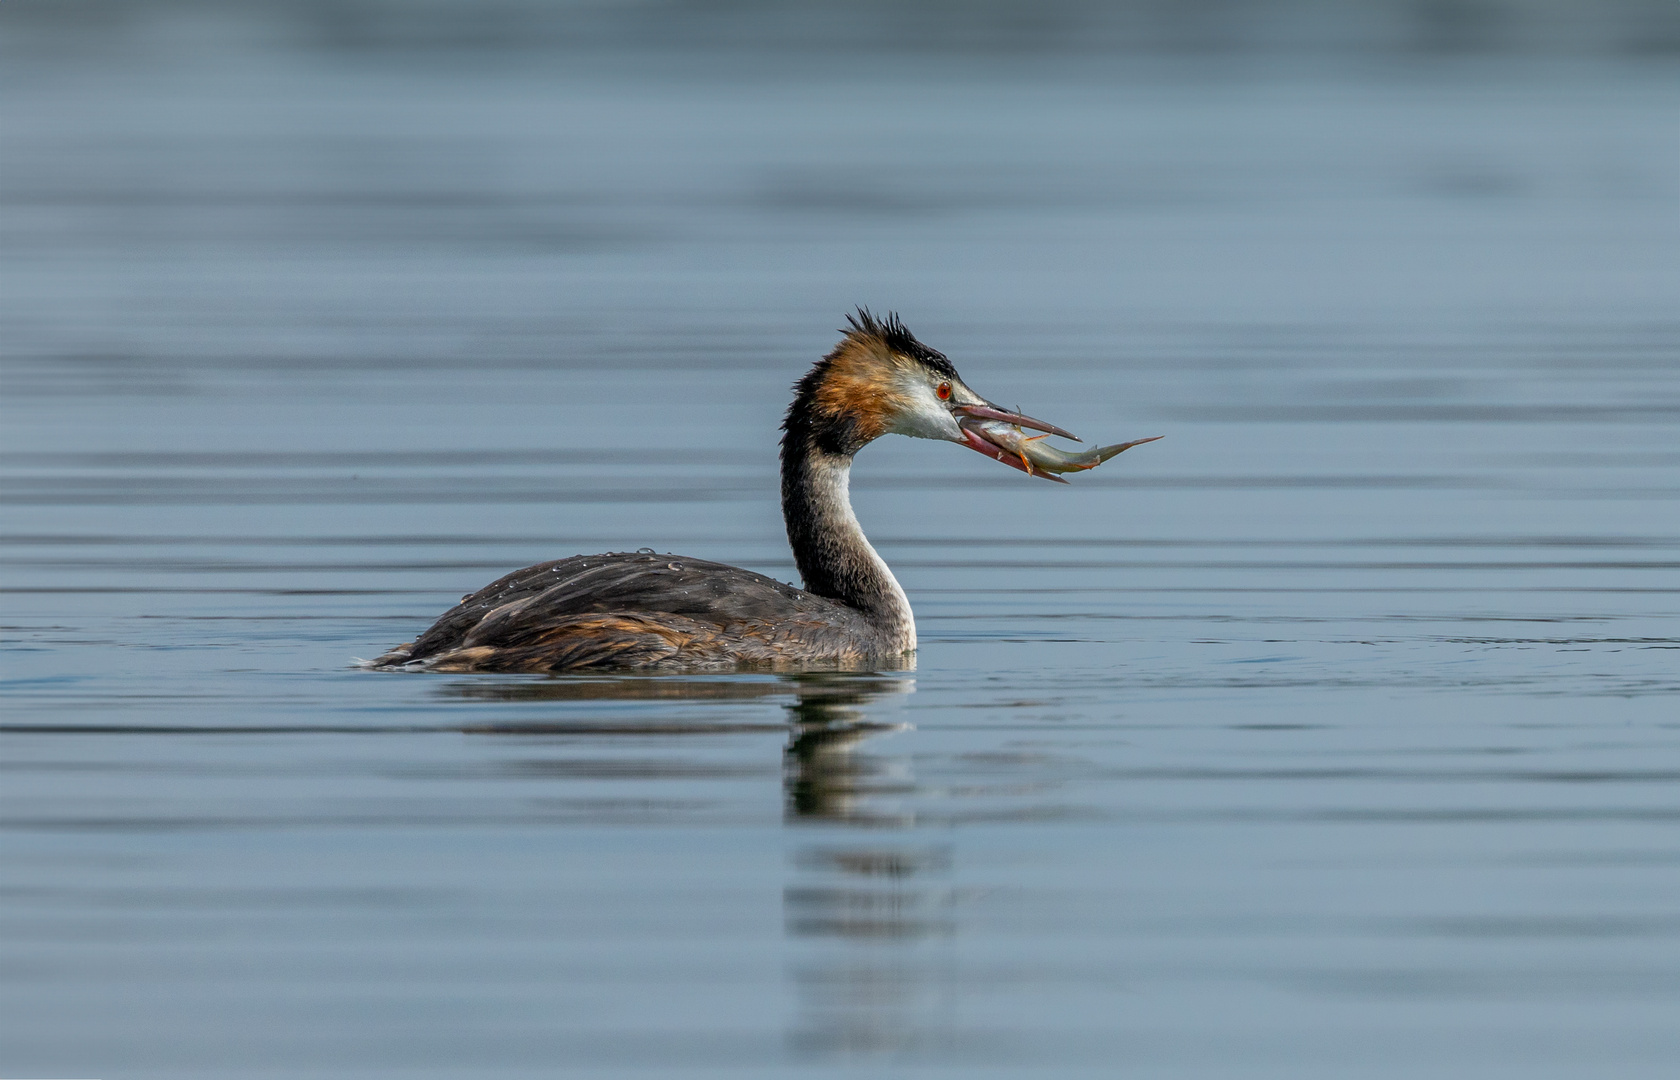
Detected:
left=392, top=551, right=887, bottom=671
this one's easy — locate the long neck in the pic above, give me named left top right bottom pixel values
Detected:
left=780, top=436, right=916, bottom=654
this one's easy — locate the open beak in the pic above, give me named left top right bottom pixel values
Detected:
left=951, top=401, right=1079, bottom=480
left=952, top=403, right=1078, bottom=441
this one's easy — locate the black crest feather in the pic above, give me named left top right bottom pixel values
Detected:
left=844, top=307, right=957, bottom=379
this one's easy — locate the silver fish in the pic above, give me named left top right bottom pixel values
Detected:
left=962, top=417, right=1162, bottom=483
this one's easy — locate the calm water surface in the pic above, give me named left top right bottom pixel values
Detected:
left=2, top=15, right=1678, bottom=1079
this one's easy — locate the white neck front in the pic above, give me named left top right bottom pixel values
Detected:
left=785, top=450, right=916, bottom=655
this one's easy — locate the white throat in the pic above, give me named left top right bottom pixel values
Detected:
left=805, top=453, right=917, bottom=654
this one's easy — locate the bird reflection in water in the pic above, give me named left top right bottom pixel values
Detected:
left=445, top=669, right=921, bottom=820
left=782, top=673, right=914, bottom=825
left=780, top=675, right=959, bottom=1060
left=441, top=671, right=956, bottom=1059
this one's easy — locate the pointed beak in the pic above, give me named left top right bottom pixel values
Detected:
left=951, top=402, right=1079, bottom=442
left=949, top=400, right=1081, bottom=481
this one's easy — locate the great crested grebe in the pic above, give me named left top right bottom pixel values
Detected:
left=371, top=310, right=1156, bottom=673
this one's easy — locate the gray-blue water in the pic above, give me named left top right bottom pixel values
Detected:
left=3, top=5, right=1678, bottom=1077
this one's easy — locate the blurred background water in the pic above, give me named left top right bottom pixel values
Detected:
left=2, top=2, right=1678, bottom=1077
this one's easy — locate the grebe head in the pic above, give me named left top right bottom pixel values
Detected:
left=786, top=308, right=1075, bottom=461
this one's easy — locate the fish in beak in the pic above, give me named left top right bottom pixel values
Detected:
left=953, top=402, right=1160, bottom=483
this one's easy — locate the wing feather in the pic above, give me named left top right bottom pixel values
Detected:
left=383, top=552, right=880, bottom=671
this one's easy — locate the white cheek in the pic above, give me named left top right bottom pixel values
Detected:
left=886, top=386, right=964, bottom=442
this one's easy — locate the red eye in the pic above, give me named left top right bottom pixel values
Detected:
left=936, top=382, right=951, bottom=401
